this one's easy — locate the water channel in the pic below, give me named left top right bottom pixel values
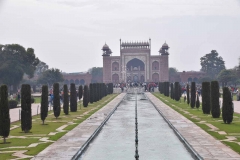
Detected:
left=79, top=89, right=194, bottom=160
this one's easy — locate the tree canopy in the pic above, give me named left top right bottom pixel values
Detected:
left=88, top=67, right=103, bottom=83
left=200, top=50, right=225, bottom=79
left=37, top=68, right=64, bottom=87
left=169, top=67, right=178, bottom=76
left=0, top=44, right=39, bottom=88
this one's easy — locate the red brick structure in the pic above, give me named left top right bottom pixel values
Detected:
left=170, top=71, right=206, bottom=83
left=102, top=39, right=169, bottom=84
left=62, top=72, right=92, bottom=85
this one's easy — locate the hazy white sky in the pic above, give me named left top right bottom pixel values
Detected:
left=0, top=0, right=240, bottom=73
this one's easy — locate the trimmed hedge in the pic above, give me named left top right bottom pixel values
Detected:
left=83, top=85, right=89, bottom=107
left=0, top=85, right=10, bottom=143
left=222, top=87, right=233, bottom=124
left=70, top=83, right=77, bottom=112
left=78, top=85, right=83, bottom=100
left=196, top=94, right=200, bottom=109
left=89, top=83, right=94, bottom=104
left=63, top=84, right=69, bottom=115
left=21, top=84, right=32, bottom=133
left=187, top=84, right=190, bottom=105
left=211, top=81, right=220, bottom=118
left=190, top=82, right=196, bottom=108
left=202, top=82, right=210, bottom=114
left=8, top=100, right=18, bottom=109
left=40, top=85, right=48, bottom=124
left=170, top=83, right=173, bottom=99
left=174, top=82, right=180, bottom=101
left=53, top=83, right=61, bottom=118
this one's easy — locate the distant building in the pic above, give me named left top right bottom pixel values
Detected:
left=62, top=72, right=92, bottom=86
left=170, top=71, right=206, bottom=83
left=102, top=39, right=169, bottom=84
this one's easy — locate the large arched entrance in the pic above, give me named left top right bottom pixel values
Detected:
left=126, top=58, right=145, bottom=83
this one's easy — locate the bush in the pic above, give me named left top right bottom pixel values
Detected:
left=0, top=85, right=10, bottom=143
left=83, top=85, right=89, bottom=107
left=78, top=85, right=83, bottom=100
left=190, top=82, right=196, bottom=108
left=170, top=83, right=173, bottom=99
left=53, top=83, right=60, bottom=118
left=187, top=84, right=190, bottom=105
left=8, top=100, right=18, bottom=109
left=174, top=82, right=180, bottom=101
left=211, top=81, right=220, bottom=118
left=70, top=83, right=77, bottom=112
left=89, top=83, right=94, bottom=104
left=41, top=85, right=48, bottom=124
left=222, top=87, right=233, bottom=124
left=21, top=84, right=32, bottom=133
left=63, top=84, right=69, bottom=115
left=202, top=82, right=210, bottom=114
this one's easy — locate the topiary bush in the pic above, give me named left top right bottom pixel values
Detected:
left=187, top=84, right=190, bottom=106
left=83, top=85, right=89, bottom=107
left=222, top=87, right=233, bottom=124
left=0, top=85, right=10, bottom=143
left=170, top=83, right=173, bottom=99
left=202, top=82, right=210, bottom=114
left=53, top=83, right=61, bottom=118
left=40, top=85, right=48, bottom=125
left=89, top=83, right=93, bottom=104
left=63, top=84, right=69, bottom=115
left=21, top=84, right=32, bottom=133
left=78, top=85, right=83, bottom=101
left=190, top=82, right=196, bottom=108
left=70, top=83, right=77, bottom=112
left=8, top=100, right=18, bottom=109
left=174, top=82, right=180, bottom=101
left=31, top=96, right=35, bottom=103
left=211, top=81, right=220, bottom=118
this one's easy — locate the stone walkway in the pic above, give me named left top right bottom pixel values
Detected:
left=32, top=93, right=126, bottom=160
left=146, top=92, right=240, bottom=160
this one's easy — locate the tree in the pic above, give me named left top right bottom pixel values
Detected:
left=200, top=50, right=225, bottom=79
left=88, top=67, right=103, bottom=83
left=0, top=85, right=10, bottom=143
left=40, top=85, right=48, bottom=125
left=211, top=81, right=220, bottom=118
left=170, top=83, right=173, bottom=99
left=187, top=84, right=190, bottom=105
left=174, top=82, right=180, bottom=101
left=190, top=82, right=196, bottom=108
left=202, top=82, right=211, bottom=114
left=89, top=84, right=94, bottom=103
left=217, top=69, right=234, bottom=87
left=70, top=83, right=77, bottom=112
left=53, top=83, right=60, bottom=118
left=165, top=82, right=169, bottom=97
left=0, top=44, right=39, bottom=92
left=196, top=94, right=200, bottom=109
left=78, top=85, right=83, bottom=101
left=169, top=67, right=178, bottom=81
left=83, top=85, right=89, bottom=107
left=63, top=84, right=69, bottom=115
left=198, top=76, right=212, bottom=83
left=37, top=68, right=64, bottom=87
left=222, top=87, right=233, bottom=124
left=21, top=84, right=32, bottom=133
left=35, top=61, right=49, bottom=76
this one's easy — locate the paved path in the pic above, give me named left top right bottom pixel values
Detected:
left=147, top=92, right=240, bottom=160
left=32, top=93, right=126, bottom=160
left=10, top=103, right=42, bottom=123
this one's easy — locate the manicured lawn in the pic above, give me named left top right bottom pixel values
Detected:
left=153, top=92, right=240, bottom=154
left=0, top=94, right=118, bottom=159
left=33, top=97, right=41, bottom=103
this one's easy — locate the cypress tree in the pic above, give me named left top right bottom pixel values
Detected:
left=170, top=83, right=173, bottom=99
left=78, top=85, right=83, bottom=101
left=202, top=82, right=210, bottom=114
left=83, top=85, right=89, bottom=107
left=53, top=83, right=60, bottom=118
left=211, top=81, right=220, bottom=118
left=174, top=82, right=180, bottom=101
left=21, top=84, right=32, bottom=133
left=165, top=82, right=169, bottom=97
left=63, top=84, right=69, bottom=115
left=196, top=94, right=200, bottom=109
left=40, top=85, right=48, bottom=124
left=93, top=83, right=96, bottom=102
left=222, top=87, right=233, bottom=124
left=0, top=85, right=10, bottom=143
left=190, top=82, right=196, bottom=108
left=70, top=83, right=77, bottom=112
left=187, top=84, right=190, bottom=105
left=89, top=83, right=94, bottom=103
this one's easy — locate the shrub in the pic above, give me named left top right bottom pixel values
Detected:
left=190, top=82, right=196, bottom=108
left=170, top=83, right=173, bottom=99
left=78, top=85, right=83, bottom=100
left=174, top=82, right=180, bottom=101
left=196, top=94, right=200, bottom=109
left=8, top=100, right=18, bottom=109
left=0, top=85, right=10, bottom=143
left=222, top=87, right=233, bottom=124
left=40, top=85, right=48, bottom=124
left=166, top=82, right=169, bottom=97
left=187, top=84, right=190, bottom=105
left=70, top=83, right=77, bottom=112
left=31, top=97, right=35, bottom=103
left=83, top=85, right=89, bottom=107
left=21, top=84, right=32, bottom=133
left=202, top=82, right=210, bottom=114
left=63, top=84, right=69, bottom=115
left=89, top=84, right=94, bottom=103
left=53, top=83, right=60, bottom=118
left=211, top=81, right=220, bottom=118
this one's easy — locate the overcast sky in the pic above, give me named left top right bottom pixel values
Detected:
left=0, top=0, right=240, bottom=73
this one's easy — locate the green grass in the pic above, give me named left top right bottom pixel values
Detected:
left=33, top=97, right=41, bottom=103
left=153, top=92, right=240, bottom=154
left=0, top=94, right=119, bottom=159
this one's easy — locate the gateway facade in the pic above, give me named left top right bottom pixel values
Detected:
left=102, top=39, right=169, bottom=84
